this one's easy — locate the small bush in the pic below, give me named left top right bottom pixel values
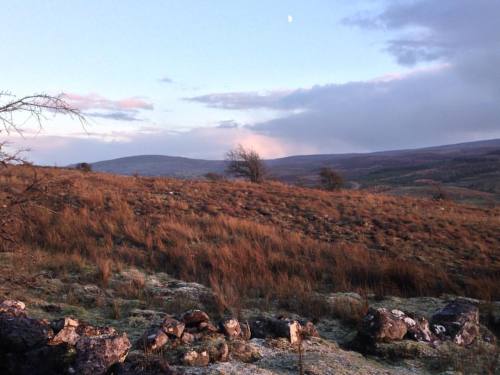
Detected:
left=319, top=167, right=344, bottom=190
left=75, top=162, right=92, bottom=172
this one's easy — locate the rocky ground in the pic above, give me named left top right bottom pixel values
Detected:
left=1, top=252, right=498, bottom=375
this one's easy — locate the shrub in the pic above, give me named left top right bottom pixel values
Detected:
left=319, top=167, right=344, bottom=190
left=75, top=162, right=92, bottom=172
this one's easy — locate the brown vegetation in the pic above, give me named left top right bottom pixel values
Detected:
left=1, top=165, right=499, bottom=313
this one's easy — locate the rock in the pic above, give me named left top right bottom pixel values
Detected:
left=240, top=321, right=252, bottom=340
left=182, top=350, right=210, bottom=366
left=222, top=318, right=242, bottom=338
left=404, top=316, right=435, bottom=342
left=198, top=321, right=218, bottom=332
left=137, top=326, right=169, bottom=351
left=74, top=333, right=131, bottom=375
left=300, top=320, right=320, bottom=338
left=229, top=340, right=262, bottom=363
left=0, top=313, right=53, bottom=352
left=430, top=300, right=480, bottom=345
left=0, top=299, right=26, bottom=315
left=161, top=317, right=185, bottom=338
left=249, top=317, right=302, bottom=343
left=76, top=323, right=117, bottom=337
left=49, top=317, right=80, bottom=346
left=359, top=308, right=408, bottom=343
left=114, top=352, right=175, bottom=375
left=181, top=309, right=210, bottom=327
left=180, top=332, right=195, bottom=344
left=215, top=341, right=229, bottom=362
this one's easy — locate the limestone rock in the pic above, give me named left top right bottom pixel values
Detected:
left=161, top=317, right=185, bottom=338
left=359, top=308, right=408, bottom=343
left=137, top=326, right=169, bottom=351
left=222, top=318, right=241, bottom=338
left=181, top=309, right=210, bottom=327
left=74, top=333, right=131, bottom=375
left=430, top=300, right=480, bottom=346
left=182, top=350, right=210, bottom=366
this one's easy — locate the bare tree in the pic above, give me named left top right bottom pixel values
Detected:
left=319, top=167, right=344, bottom=191
left=225, top=144, right=266, bottom=183
left=0, top=91, right=85, bottom=135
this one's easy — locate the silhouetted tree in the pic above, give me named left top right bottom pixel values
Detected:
left=225, top=144, right=266, bottom=183
left=319, top=167, right=344, bottom=190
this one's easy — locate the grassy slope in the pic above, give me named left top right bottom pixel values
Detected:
left=1, top=165, right=499, bottom=307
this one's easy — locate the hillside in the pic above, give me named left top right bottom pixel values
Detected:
left=2, top=165, right=499, bottom=300
left=89, top=139, right=500, bottom=205
left=1, top=165, right=499, bottom=374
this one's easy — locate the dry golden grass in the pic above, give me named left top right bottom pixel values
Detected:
left=1, top=165, right=499, bottom=310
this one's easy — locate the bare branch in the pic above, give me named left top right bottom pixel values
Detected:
left=0, top=92, right=87, bottom=135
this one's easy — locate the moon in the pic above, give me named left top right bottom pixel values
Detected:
left=288, top=15, right=293, bottom=23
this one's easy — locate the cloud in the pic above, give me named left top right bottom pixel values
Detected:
left=158, top=77, right=174, bottom=84
left=61, top=93, right=153, bottom=123
left=186, top=90, right=292, bottom=110
left=217, top=120, right=239, bottom=129
left=63, top=93, right=154, bottom=111
left=84, top=111, right=142, bottom=122
left=345, top=0, right=500, bottom=66
left=5, top=125, right=313, bottom=165
left=187, top=0, right=500, bottom=153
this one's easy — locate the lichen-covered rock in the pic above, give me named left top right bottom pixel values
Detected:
left=182, top=350, right=210, bottom=366
left=404, top=316, right=435, bottom=342
left=249, top=317, right=302, bottom=344
left=181, top=309, right=210, bottom=327
left=222, top=318, right=241, bottom=338
left=74, top=333, right=131, bottom=375
left=180, top=331, right=195, bottom=344
left=359, top=308, right=408, bottom=343
left=136, top=326, right=169, bottom=351
left=430, top=300, right=480, bottom=346
left=0, top=300, right=26, bottom=315
left=49, top=317, right=80, bottom=346
left=162, top=317, right=185, bottom=338
left=229, top=340, right=262, bottom=363
left=300, top=320, right=320, bottom=338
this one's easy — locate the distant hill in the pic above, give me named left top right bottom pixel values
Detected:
left=89, top=139, right=500, bottom=205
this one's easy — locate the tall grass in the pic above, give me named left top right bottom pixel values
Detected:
left=1, top=165, right=499, bottom=309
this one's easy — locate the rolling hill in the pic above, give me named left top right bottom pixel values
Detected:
left=89, top=139, right=500, bottom=205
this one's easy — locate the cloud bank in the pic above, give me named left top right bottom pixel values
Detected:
left=187, top=0, right=500, bottom=152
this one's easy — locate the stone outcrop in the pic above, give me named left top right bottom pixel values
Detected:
left=430, top=300, right=480, bottom=346
left=359, top=308, right=408, bottom=343
left=134, top=310, right=319, bottom=367
left=0, top=300, right=130, bottom=375
left=248, top=316, right=310, bottom=344
left=73, top=333, right=131, bottom=375
left=353, top=299, right=484, bottom=355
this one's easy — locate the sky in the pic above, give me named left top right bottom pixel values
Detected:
left=1, top=0, right=499, bottom=164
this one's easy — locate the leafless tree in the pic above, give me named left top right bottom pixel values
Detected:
left=0, top=91, right=85, bottom=165
left=0, top=91, right=85, bottom=135
left=225, top=144, right=266, bottom=183
left=319, top=167, right=344, bottom=191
